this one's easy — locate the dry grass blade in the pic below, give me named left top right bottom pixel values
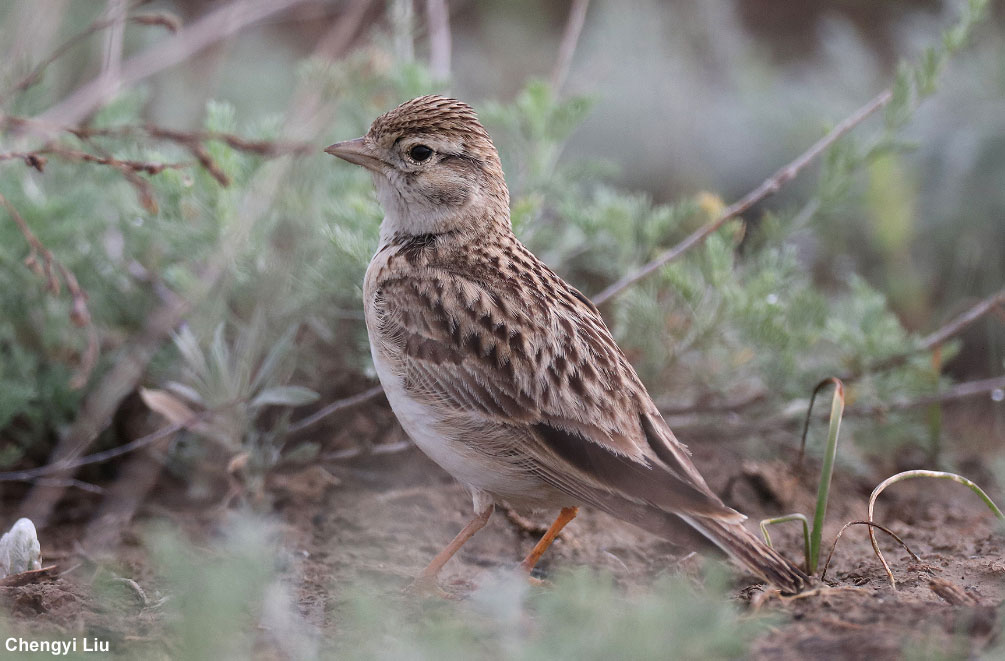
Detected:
left=867, top=470, right=1005, bottom=590
left=819, top=520, right=920, bottom=587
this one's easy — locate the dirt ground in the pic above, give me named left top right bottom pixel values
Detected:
left=1, top=399, right=1003, bottom=659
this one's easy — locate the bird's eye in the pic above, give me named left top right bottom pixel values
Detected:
left=408, top=144, right=433, bottom=162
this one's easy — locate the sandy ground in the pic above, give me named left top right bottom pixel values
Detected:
left=2, top=401, right=1003, bottom=659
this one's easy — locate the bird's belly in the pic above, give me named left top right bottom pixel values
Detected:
left=370, top=342, right=553, bottom=505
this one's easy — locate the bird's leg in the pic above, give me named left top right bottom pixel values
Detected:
left=519, top=506, right=578, bottom=574
left=408, top=503, right=494, bottom=595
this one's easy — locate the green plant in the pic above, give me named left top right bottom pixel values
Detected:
left=142, top=308, right=318, bottom=492
left=336, top=566, right=768, bottom=660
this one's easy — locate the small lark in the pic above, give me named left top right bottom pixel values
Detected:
left=325, top=96, right=809, bottom=594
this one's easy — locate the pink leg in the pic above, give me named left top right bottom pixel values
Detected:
left=409, top=504, right=494, bottom=593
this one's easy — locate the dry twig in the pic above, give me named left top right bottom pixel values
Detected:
left=853, top=288, right=1005, bottom=378
left=550, top=0, right=590, bottom=92
left=288, top=385, right=385, bottom=433
left=30, top=0, right=312, bottom=132
left=0, top=8, right=180, bottom=106
left=0, top=192, right=98, bottom=388
left=592, top=89, right=893, bottom=305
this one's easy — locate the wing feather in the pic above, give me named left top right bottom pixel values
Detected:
left=372, top=261, right=736, bottom=520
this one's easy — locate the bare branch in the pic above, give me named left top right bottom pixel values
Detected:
left=1, top=122, right=313, bottom=210
left=288, top=385, right=385, bottom=434
left=0, top=146, right=190, bottom=174
left=856, top=375, right=1005, bottom=415
left=0, top=192, right=98, bottom=388
left=0, top=422, right=185, bottom=484
left=551, top=0, right=590, bottom=92
left=920, top=289, right=1005, bottom=350
left=592, top=89, right=893, bottom=305
left=665, top=375, right=1005, bottom=439
left=31, top=0, right=312, bottom=132
left=0, top=9, right=183, bottom=107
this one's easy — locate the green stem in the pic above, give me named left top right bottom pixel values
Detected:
left=808, top=378, right=845, bottom=573
left=759, top=513, right=811, bottom=574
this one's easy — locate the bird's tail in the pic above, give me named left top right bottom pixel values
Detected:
left=680, top=513, right=810, bottom=594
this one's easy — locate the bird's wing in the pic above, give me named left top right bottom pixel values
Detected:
left=372, top=261, right=739, bottom=520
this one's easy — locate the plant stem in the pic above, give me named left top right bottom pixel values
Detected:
left=808, top=379, right=845, bottom=573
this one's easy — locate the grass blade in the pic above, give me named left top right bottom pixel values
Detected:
left=867, top=469, right=1005, bottom=589
left=805, top=378, right=845, bottom=573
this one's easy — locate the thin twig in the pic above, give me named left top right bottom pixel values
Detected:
left=0, top=422, right=185, bottom=484
left=550, top=0, right=589, bottom=92
left=0, top=9, right=182, bottom=107
left=31, top=0, right=312, bottom=132
left=425, top=0, right=451, bottom=80
left=819, top=520, right=920, bottom=587
left=592, top=89, right=893, bottom=305
left=0, top=192, right=98, bottom=388
left=656, top=390, right=765, bottom=416
left=664, top=375, right=1005, bottom=439
left=0, top=146, right=191, bottom=174
left=288, top=385, right=385, bottom=434
left=867, top=469, right=1004, bottom=590
left=857, top=288, right=1005, bottom=378
left=3, top=118, right=313, bottom=157
left=853, top=375, right=1005, bottom=415
left=32, top=477, right=105, bottom=495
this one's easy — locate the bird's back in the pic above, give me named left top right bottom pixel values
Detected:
left=364, top=225, right=734, bottom=518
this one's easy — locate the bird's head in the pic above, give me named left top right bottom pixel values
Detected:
left=325, top=95, right=510, bottom=238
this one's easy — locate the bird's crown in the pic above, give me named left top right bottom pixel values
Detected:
left=369, top=95, right=489, bottom=143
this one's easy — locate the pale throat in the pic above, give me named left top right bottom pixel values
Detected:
left=373, top=172, right=511, bottom=246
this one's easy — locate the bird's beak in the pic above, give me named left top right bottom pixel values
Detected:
left=324, top=137, right=385, bottom=172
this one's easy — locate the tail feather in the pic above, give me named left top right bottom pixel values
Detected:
left=680, top=514, right=810, bottom=594
left=585, top=488, right=811, bottom=593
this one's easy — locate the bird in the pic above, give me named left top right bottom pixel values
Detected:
left=324, top=95, right=810, bottom=595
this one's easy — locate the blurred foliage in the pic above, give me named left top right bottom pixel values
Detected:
left=0, top=2, right=1002, bottom=658
left=0, top=512, right=766, bottom=660
left=0, top=0, right=995, bottom=473
left=336, top=566, right=766, bottom=661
